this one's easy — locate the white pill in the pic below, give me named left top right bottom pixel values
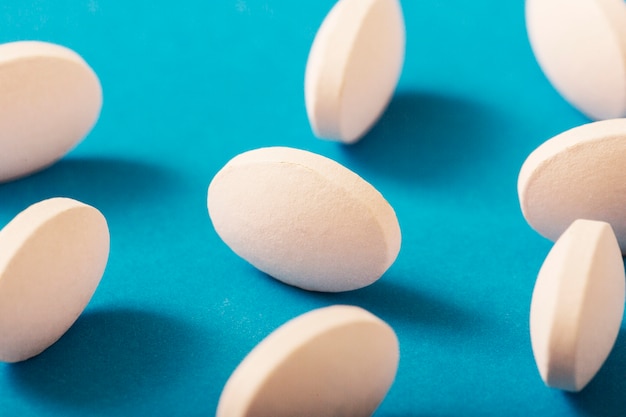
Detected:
left=526, top=0, right=626, bottom=120
left=0, top=41, right=102, bottom=182
left=305, top=0, right=405, bottom=143
left=217, top=305, right=399, bottom=417
left=0, top=197, right=109, bottom=362
left=530, top=219, right=625, bottom=392
left=207, top=147, right=401, bottom=292
left=518, top=118, right=626, bottom=253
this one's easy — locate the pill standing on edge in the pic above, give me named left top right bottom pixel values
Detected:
left=518, top=118, right=626, bottom=253
left=0, top=197, right=109, bottom=362
left=216, top=305, right=399, bottom=417
left=305, top=0, right=405, bottom=143
left=530, top=219, right=625, bottom=392
left=0, top=41, right=102, bottom=182
left=525, top=0, right=626, bottom=120
left=207, top=147, right=401, bottom=292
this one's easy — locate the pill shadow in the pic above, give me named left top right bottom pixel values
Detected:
left=563, top=327, right=626, bottom=416
left=0, top=156, right=180, bottom=218
left=328, top=278, right=485, bottom=332
left=341, top=91, right=502, bottom=185
left=265, top=272, right=485, bottom=333
left=8, top=308, right=210, bottom=410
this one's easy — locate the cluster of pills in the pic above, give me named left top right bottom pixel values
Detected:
left=519, top=119, right=626, bottom=392
left=0, top=40, right=106, bottom=363
left=212, top=0, right=406, bottom=413
left=1, top=0, right=626, bottom=414
left=521, top=0, right=626, bottom=392
left=0, top=0, right=405, bottom=414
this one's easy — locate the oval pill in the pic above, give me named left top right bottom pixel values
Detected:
left=305, top=0, right=405, bottom=143
left=526, top=0, right=626, bottom=119
left=530, top=219, right=625, bottom=391
left=216, top=305, right=400, bottom=417
left=0, top=41, right=102, bottom=182
left=0, top=197, right=109, bottom=362
left=518, top=118, right=626, bottom=252
left=207, top=147, right=401, bottom=292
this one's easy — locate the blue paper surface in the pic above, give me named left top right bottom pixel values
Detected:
left=1, top=1, right=624, bottom=416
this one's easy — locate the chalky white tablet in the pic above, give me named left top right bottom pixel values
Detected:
left=526, top=0, right=626, bottom=119
left=0, top=197, right=109, bottom=362
left=518, top=118, right=626, bottom=253
left=530, top=219, right=625, bottom=391
left=0, top=41, right=102, bottom=182
left=216, top=305, right=399, bottom=417
left=207, top=147, right=401, bottom=292
left=305, top=0, right=405, bottom=143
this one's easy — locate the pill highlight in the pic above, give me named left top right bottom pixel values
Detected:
left=0, top=197, right=109, bottom=362
left=0, top=41, right=102, bottom=182
left=518, top=118, right=626, bottom=253
left=207, top=147, right=401, bottom=292
left=305, top=0, right=405, bottom=143
left=216, top=305, right=399, bottom=417
left=530, top=219, right=625, bottom=392
left=526, top=0, right=626, bottom=119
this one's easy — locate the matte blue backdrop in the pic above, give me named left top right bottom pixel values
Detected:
left=1, top=1, right=622, bottom=416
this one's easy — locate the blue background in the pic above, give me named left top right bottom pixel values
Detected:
left=1, top=1, right=623, bottom=416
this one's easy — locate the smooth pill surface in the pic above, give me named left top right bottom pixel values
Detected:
left=530, top=219, right=624, bottom=391
left=305, top=0, right=405, bottom=143
left=207, top=147, right=401, bottom=292
left=0, top=41, right=102, bottom=182
left=518, top=118, right=626, bottom=252
left=526, top=0, right=626, bottom=119
left=216, top=305, right=399, bottom=417
left=0, top=197, right=109, bottom=362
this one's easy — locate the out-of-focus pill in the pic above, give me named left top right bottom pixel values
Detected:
left=526, top=0, right=626, bottom=119
left=530, top=219, right=624, bottom=392
left=216, top=305, right=399, bottom=417
left=518, top=118, right=626, bottom=253
left=0, top=197, right=109, bottom=362
left=207, top=147, right=401, bottom=292
left=305, top=0, right=405, bottom=143
left=0, top=41, right=102, bottom=182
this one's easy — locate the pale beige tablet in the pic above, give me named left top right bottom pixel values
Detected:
left=530, top=219, right=624, bottom=391
left=0, top=197, right=109, bottom=362
left=305, top=0, right=405, bottom=143
left=217, top=305, right=399, bottom=417
left=526, top=0, right=626, bottom=119
left=518, top=118, right=626, bottom=253
left=207, top=147, right=401, bottom=292
left=0, top=41, right=102, bottom=182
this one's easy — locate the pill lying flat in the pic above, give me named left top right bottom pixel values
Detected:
left=0, top=41, right=102, bottom=182
left=305, top=0, right=405, bottom=143
left=518, top=118, right=626, bottom=253
left=217, top=305, right=399, bottom=417
left=207, top=147, right=401, bottom=292
left=530, top=219, right=624, bottom=391
left=0, top=197, right=109, bottom=362
left=526, top=0, right=626, bottom=119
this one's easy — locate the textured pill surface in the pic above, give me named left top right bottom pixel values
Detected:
left=216, top=305, right=399, bottom=417
left=530, top=219, right=625, bottom=391
left=305, top=0, right=405, bottom=143
left=207, top=147, right=401, bottom=292
left=0, top=197, right=109, bottom=362
left=0, top=41, right=102, bottom=182
left=518, top=118, right=626, bottom=253
left=526, top=0, right=626, bottom=120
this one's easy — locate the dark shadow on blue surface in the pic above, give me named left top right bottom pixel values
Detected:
left=0, top=157, right=181, bottom=218
left=341, top=90, right=504, bottom=185
left=258, top=270, right=485, bottom=333
left=564, top=327, right=626, bottom=416
left=8, top=308, right=209, bottom=410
